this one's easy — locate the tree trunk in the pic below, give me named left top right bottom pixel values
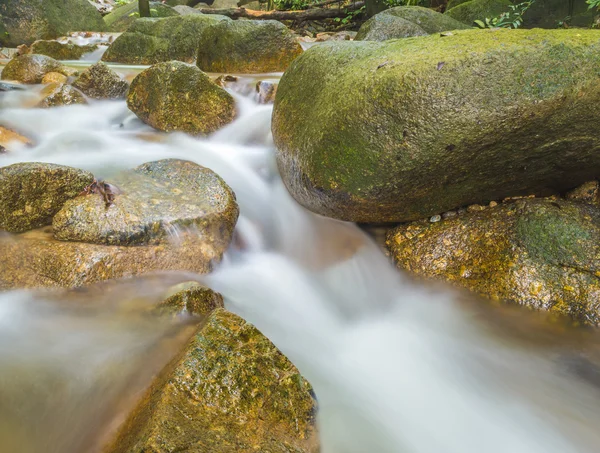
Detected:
left=139, top=0, right=151, bottom=17
left=197, top=3, right=364, bottom=20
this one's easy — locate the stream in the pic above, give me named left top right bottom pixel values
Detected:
left=3, top=59, right=600, bottom=452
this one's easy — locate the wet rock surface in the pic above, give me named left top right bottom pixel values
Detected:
left=273, top=29, right=600, bottom=223
left=197, top=20, right=303, bottom=73
left=53, top=159, right=239, bottom=248
left=156, top=283, right=224, bottom=316
left=72, top=62, right=129, bottom=99
left=28, top=40, right=99, bottom=61
left=1, top=54, right=72, bottom=84
left=127, top=61, right=236, bottom=135
left=37, top=83, right=88, bottom=108
left=387, top=198, right=600, bottom=326
left=256, top=80, right=278, bottom=104
left=0, top=163, right=94, bottom=233
left=106, top=308, right=318, bottom=453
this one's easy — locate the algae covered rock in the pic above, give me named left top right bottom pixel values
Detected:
left=102, top=14, right=230, bottom=64
left=387, top=198, right=600, bottom=326
left=72, top=62, right=129, bottom=99
left=1, top=54, right=71, bottom=84
left=273, top=29, right=600, bottom=223
left=0, top=0, right=106, bottom=47
left=103, top=1, right=179, bottom=32
left=37, top=83, right=88, bottom=108
left=0, top=162, right=94, bottom=233
left=53, top=159, right=239, bottom=248
left=41, top=72, right=68, bottom=84
left=106, top=308, right=318, bottom=453
left=445, top=0, right=512, bottom=25
left=157, top=283, right=224, bottom=316
left=127, top=61, right=236, bottom=134
left=356, top=6, right=469, bottom=41
left=197, top=20, right=303, bottom=73
left=28, top=40, right=99, bottom=60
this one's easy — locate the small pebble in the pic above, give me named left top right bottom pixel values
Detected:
left=430, top=214, right=441, bottom=223
left=489, top=200, right=498, bottom=208
left=442, top=210, right=457, bottom=220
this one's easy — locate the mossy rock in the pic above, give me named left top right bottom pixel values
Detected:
left=127, top=61, right=236, bottom=135
left=53, top=159, right=239, bottom=248
left=273, top=29, right=600, bottom=223
left=29, top=40, right=98, bottom=60
left=445, top=0, right=513, bottom=25
left=387, top=198, right=600, bottom=326
left=0, top=0, right=106, bottom=47
left=356, top=6, right=469, bottom=41
left=105, top=308, right=318, bottom=453
left=446, top=0, right=470, bottom=8
left=103, top=1, right=179, bottom=32
left=0, top=162, right=93, bottom=233
left=41, top=71, right=68, bottom=84
left=102, top=14, right=230, bottom=65
left=1, top=54, right=71, bottom=84
left=37, top=83, right=88, bottom=108
left=73, top=62, right=129, bottom=99
left=156, top=283, right=224, bottom=316
left=196, top=20, right=303, bottom=73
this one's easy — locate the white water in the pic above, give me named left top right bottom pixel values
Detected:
left=3, top=69, right=600, bottom=452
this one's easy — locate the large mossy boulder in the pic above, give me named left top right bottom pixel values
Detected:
left=196, top=20, right=303, bottom=73
left=387, top=198, right=600, bottom=326
left=127, top=61, right=236, bottom=135
left=53, top=159, right=239, bottom=248
left=105, top=309, right=318, bottom=453
left=103, top=1, right=179, bottom=32
left=0, top=0, right=106, bottom=47
left=0, top=163, right=93, bottom=233
left=445, top=0, right=512, bottom=25
left=356, top=6, right=470, bottom=41
left=102, top=14, right=229, bottom=65
left=1, top=54, right=72, bottom=84
left=273, top=29, right=600, bottom=223
left=72, top=62, right=129, bottom=99
left=28, top=40, right=99, bottom=60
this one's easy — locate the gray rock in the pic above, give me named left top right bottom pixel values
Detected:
left=73, top=62, right=129, bottom=99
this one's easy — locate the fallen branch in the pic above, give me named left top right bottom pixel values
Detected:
left=197, top=3, right=364, bottom=20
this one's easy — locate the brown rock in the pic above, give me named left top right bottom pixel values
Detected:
left=41, top=72, right=69, bottom=84
left=37, top=83, right=88, bottom=108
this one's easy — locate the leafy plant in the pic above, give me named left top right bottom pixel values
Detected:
left=272, top=0, right=312, bottom=10
left=383, top=0, right=425, bottom=8
left=587, top=0, right=600, bottom=11
left=474, top=0, right=536, bottom=29
left=333, top=4, right=366, bottom=25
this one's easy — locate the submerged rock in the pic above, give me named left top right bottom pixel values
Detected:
left=0, top=0, right=105, bottom=47
left=0, top=163, right=94, bottom=233
left=256, top=80, right=278, bottom=104
left=127, top=61, right=236, bottom=134
left=387, top=198, right=600, bottom=326
left=102, top=14, right=230, bottom=65
left=28, top=40, right=99, bottom=60
left=53, top=159, right=239, bottom=248
left=72, top=62, right=129, bottom=99
left=445, top=0, right=512, bottom=25
left=103, top=1, right=179, bottom=32
left=0, top=126, right=32, bottom=152
left=196, top=20, right=303, bottom=73
left=356, top=6, right=469, bottom=41
left=1, top=54, right=72, bottom=84
left=106, top=309, right=318, bottom=453
left=273, top=29, right=600, bottom=223
left=37, top=83, right=88, bottom=108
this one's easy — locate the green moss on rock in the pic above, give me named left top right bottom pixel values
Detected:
left=0, top=0, right=105, bottom=47
left=1, top=54, right=71, bottom=84
left=197, top=20, right=303, bottom=73
left=273, top=29, right=600, bottom=223
left=29, top=40, right=98, bottom=60
left=127, top=61, right=236, bottom=134
left=387, top=198, right=600, bottom=326
left=73, top=62, right=129, bottom=99
left=445, top=0, right=513, bottom=25
left=0, top=162, right=94, bottom=233
left=103, top=1, right=179, bottom=32
left=105, top=308, right=318, bottom=453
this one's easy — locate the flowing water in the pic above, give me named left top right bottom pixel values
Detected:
left=3, top=64, right=600, bottom=452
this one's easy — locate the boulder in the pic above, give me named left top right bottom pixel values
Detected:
left=37, top=83, right=88, bottom=107
left=0, top=162, right=94, bottom=233
left=41, top=72, right=68, bottom=84
left=0, top=126, right=32, bottom=153
left=1, top=54, right=72, bottom=84
left=0, top=227, right=220, bottom=289
left=28, top=40, right=99, bottom=60
left=272, top=29, right=600, bottom=223
left=0, top=0, right=105, bottom=47
left=103, top=1, right=179, bottom=32
left=102, top=14, right=230, bottom=65
left=72, top=62, right=129, bottom=99
left=386, top=198, right=600, bottom=326
left=105, top=309, right=318, bottom=453
left=127, top=61, right=236, bottom=135
left=156, top=282, right=224, bottom=316
left=196, top=20, right=303, bottom=73
left=445, top=0, right=512, bottom=25
left=356, top=6, right=469, bottom=41
left=53, top=159, right=239, bottom=248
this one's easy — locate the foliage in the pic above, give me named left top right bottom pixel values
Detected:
left=333, top=4, right=366, bottom=25
left=587, top=0, right=600, bottom=11
left=474, top=0, right=536, bottom=29
left=383, top=0, right=426, bottom=8
left=272, top=0, right=312, bottom=10
left=115, top=0, right=131, bottom=5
